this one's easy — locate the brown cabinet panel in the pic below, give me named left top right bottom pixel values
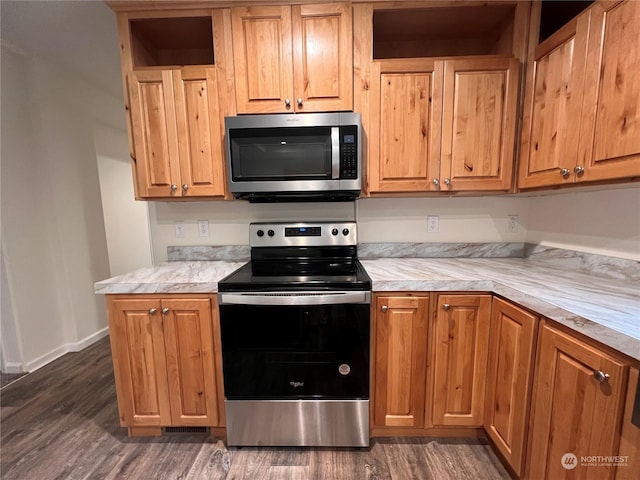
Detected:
left=231, top=5, right=294, bottom=113
left=518, top=13, right=590, bottom=189
left=128, top=70, right=181, bottom=198
left=616, top=367, right=640, bottom=480
left=232, top=3, right=352, bottom=114
left=430, top=294, right=491, bottom=427
left=292, top=3, right=352, bottom=112
left=527, top=323, right=628, bottom=480
left=368, top=59, right=443, bottom=193
left=484, top=298, right=538, bottom=477
left=578, top=0, right=640, bottom=182
left=441, top=57, right=519, bottom=191
left=107, top=295, right=222, bottom=432
left=163, top=298, right=219, bottom=426
left=108, top=298, right=171, bottom=426
left=173, top=67, right=225, bottom=197
left=374, top=295, right=429, bottom=428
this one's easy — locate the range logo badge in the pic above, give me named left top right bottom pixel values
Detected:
left=338, top=364, right=351, bottom=375
left=289, top=381, right=304, bottom=388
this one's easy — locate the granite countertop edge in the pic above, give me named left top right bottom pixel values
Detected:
left=94, top=259, right=640, bottom=362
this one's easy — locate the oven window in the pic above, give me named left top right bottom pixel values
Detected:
left=220, top=304, right=370, bottom=399
left=229, top=127, right=332, bottom=181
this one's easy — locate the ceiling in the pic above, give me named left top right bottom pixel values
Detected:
left=1, top=0, right=124, bottom=99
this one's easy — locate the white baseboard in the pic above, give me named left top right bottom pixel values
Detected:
left=22, top=326, right=110, bottom=373
left=2, top=362, right=24, bottom=374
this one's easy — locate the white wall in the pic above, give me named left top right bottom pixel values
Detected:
left=94, top=124, right=153, bottom=275
left=0, top=43, right=122, bottom=371
left=527, top=186, right=640, bottom=260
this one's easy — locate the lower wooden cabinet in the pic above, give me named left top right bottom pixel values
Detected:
left=527, top=323, right=629, bottom=480
left=429, top=294, right=491, bottom=427
left=373, top=294, right=429, bottom=428
left=107, top=295, right=222, bottom=434
left=484, top=298, right=538, bottom=477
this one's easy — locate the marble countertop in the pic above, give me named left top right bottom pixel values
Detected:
left=95, top=258, right=640, bottom=361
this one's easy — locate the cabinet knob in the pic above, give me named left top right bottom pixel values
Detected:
left=161, top=307, right=170, bottom=314
left=297, top=98, right=303, bottom=107
left=574, top=165, right=585, bottom=175
left=560, top=168, right=571, bottom=177
left=443, top=303, right=451, bottom=311
left=149, top=308, right=157, bottom=315
left=170, top=184, right=177, bottom=192
left=284, top=98, right=291, bottom=107
left=182, top=184, right=189, bottom=192
left=593, top=370, right=610, bottom=383
left=381, top=305, right=388, bottom=313
left=443, top=178, right=451, bottom=187
left=433, top=178, right=440, bottom=187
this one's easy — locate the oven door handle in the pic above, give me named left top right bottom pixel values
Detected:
left=218, top=291, right=371, bottom=306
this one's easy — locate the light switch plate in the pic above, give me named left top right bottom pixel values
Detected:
left=427, top=215, right=439, bottom=233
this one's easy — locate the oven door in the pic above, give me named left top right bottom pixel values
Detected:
left=218, top=291, right=370, bottom=400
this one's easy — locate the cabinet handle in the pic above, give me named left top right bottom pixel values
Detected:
left=593, top=370, right=610, bottom=383
left=574, top=166, right=585, bottom=175
left=560, top=168, right=571, bottom=177
left=170, top=184, right=177, bottom=192
left=161, top=307, right=170, bottom=315
left=443, top=303, right=451, bottom=311
left=149, top=308, right=157, bottom=315
left=381, top=305, right=388, bottom=313
left=284, top=98, right=291, bottom=107
left=443, top=178, right=451, bottom=187
left=297, top=98, right=303, bottom=107
left=433, top=178, right=440, bottom=188
left=182, top=184, right=189, bottom=192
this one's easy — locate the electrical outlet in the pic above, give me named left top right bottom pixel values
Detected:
left=427, top=215, right=439, bottom=233
left=507, top=215, right=519, bottom=233
left=198, top=220, right=210, bottom=237
left=174, top=222, right=186, bottom=238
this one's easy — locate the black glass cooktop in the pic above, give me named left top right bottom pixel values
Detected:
left=218, top=259, right=371, bottom=292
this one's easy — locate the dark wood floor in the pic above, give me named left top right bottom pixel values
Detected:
left=0, top=373, right=27, bottom=389
left=0, top=338, right=511, bottom=480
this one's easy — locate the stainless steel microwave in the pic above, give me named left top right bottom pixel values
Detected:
left=224, top=113, right=361, bottom=202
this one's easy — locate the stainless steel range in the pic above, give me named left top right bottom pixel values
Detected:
left=217, top=222, right=371, bottom=447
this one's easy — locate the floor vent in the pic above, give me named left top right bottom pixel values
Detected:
left=162, top=427, right=210, bottom=435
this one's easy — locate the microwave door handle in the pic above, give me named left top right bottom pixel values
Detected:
left=331, top=127, right=340, bottom=179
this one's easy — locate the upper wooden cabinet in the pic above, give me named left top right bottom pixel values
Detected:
left=356, top=3, right=527, bottom=195
left=128, top=67, right=226, bottom=198
left=231, top=3, right=353, bottom=114
left=527, top=323, right=628, bottom=480
left=429, top=294, right=492, bottom=427
left=113, top=10, right=233, bottom=200
left=373, top=294, right=429, bottom=429
left=519, top=0, right=640, bottom=189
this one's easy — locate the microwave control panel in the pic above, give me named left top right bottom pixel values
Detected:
left=339, top=125, right=359, bottom=179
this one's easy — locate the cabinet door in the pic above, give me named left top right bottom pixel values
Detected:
left=231, top=5, right=293, bottom=114
left=374, top=295, right=429, bottom=428
left=108, top=298, right=171, bottom=427
left=368, top=59, right=444, bottom=193
left=484, top=298, right=538, bottom=477
left=162, top=298, right=219, bottom=426
left=518, top=12, right=590, bottom=189
left=528, top=324, right=628, bottom=480
left=431, top=294, right=491, bottom=427
left=173, top=67, right=226, bottom=197
left=577, top=0, right=640, bottom=182
left=440, top=57, right=519, bottom=191
left=128, top=70, right=181, bottom=197
left=292, top=3, right=352, bottom=112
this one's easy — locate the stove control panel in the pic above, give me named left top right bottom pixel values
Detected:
left=250, top=222, right=357, bottom=247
